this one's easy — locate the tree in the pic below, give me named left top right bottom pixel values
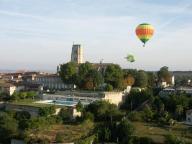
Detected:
left=0, top=112, right=18, bottom=143
left=123, top=74, right=135, bottom=87
left=39, top=106, right=56, bottom=117
left=104, top=64, right=124, bottom=89
left=76, top=101, right=83, bottom=112
left=105, top=84, right=113, bottom=91
left=76, top=62, right=94, bottom=88
left=59, top=62, right=77, bottom=84
left=78, top=62, right=93, bottom=78
left=117, top=119, right=135, bottom=143
left=143, top=105, right=154, bottom=122
left=15, top=111, right=31, bottom=130
left=83, top=112, right=94, bottom=121
left=157, top=66, right=172, bottom=84
left=83, top=69, right=104, bottom=90
left=135, top=70, right=148, bottom=88
left=58, top=108, right=71, bottom=122
left=147, top=72, right=157, bottom=88
left=85, top=101, right=124, bottom=121
left=175, top=105, right=184, bottom=120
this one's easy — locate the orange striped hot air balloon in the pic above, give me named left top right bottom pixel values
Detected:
left=135, top=23, right=154, bottom=47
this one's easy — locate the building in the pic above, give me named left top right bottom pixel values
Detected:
left=71, top=44, right=83, bottom=64
left=186, top=109, right=192, bottom=125
left=159, top=86, right=192, bottom=97
left=158, top=76, right=175, bottom=88
left=31, top=74, right=74, bottom=90
left=0, top=82, right=16, bottom=96
left=41, top=91, right=126, bottom=107
left=159, top=87, right=176, bottom=97
left=2, top=73, right=23, bottom=82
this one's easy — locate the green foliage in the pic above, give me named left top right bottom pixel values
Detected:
left=104, top=64, right=124, bottom=89
left=147, top=72, right=157, bottom=88
left=121, top=89, right=153, bottom=111
left=135, top=70, right=148, bottom=88
left=127, top=111, right=143, bottom=122
left=0, top=112, right=19, bottom=143
left=105, top=84, right=113, bottom=91
left=85, top=100, right=124, bottom=122
left=58, top=108, right=71, bottom=122
left=55, top=132, right=64, bottom=143
left=165, top=134, right=186, bottom=144
left=117, top=119, right=135, bottom=143
left=76, top=62, right=94, bottom=88
left=132, top=136, right=154, bottom=144
left=142, top=105, right=154, bottom=122
left=83, top=69, right=104, bottom=90
left=83, top=112, right=94, bottom=121
left=15, top=111, right=31, bottom=130
left=97, top=126, right=111, bottom=142
left=15, top=111, right=31, bottom=120
left=39, top=106, right=56, bottom=117
left=157, top=66, right=172, bottom=84
left=11, top=91, right=37, bottom=100
left=76, top=101, right=83, bottom=112
left=160, top=93, right=190, bottom=120
left=59, top=62, right=77, bottom=84
left=75, top=135, right=96, bottom=144
left=175, top=105, right=184, bottom=120
left=138, top=137, right=154, bottom=144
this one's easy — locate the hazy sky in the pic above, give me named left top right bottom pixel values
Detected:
left=0, top=0, right=192, bottom=71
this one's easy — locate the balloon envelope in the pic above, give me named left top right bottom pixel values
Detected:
left=126, top=54, right=135, bottom=63
left=136, top=23, right=154, bottom=46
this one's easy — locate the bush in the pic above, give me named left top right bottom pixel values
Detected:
left=39, top=106, right=56, bottom=117
left=132, top=136, right=154, bottom=144
left=117, top=119, right=135, bottom=143
left=75, top=135, right=95, bottom=144
left=127, top=111, right=143, bottom=121
left=55, top=132, right=63, bottom=143
left=105, top=84, right=113, bottom=91
left=165, top=134, right=186, bottom=144
left=83, top=112, right=94, bottom=121
left=58, top=108, right=71, bottom=122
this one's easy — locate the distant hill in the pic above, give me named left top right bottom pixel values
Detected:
left=172, top=71, right=192, bottom=77
left=0, top=69, right=16, bottom=73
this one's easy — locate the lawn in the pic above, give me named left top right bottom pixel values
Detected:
left=133, top=121, right=192, bottom=144
left=10, top=99, right=66, bottom=108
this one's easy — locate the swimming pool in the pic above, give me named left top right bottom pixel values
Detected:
left=35, top=99, right=90, bottom=107
left=48, top=100, right=77, bottom=107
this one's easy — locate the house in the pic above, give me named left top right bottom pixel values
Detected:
left=158, top=76, right=175, bottom=88
left=0, top=82, right=16, bottom=96
left=186, top=109, right=192, bottom=125
left=2, top=73, right=23, bottom=82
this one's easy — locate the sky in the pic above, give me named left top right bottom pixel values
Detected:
left=0, top=0, right=192, bottom=72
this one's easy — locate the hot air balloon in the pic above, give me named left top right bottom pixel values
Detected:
left=135, top=23, right=154, bottom=47
left=125, top=54, right=135, bottom=63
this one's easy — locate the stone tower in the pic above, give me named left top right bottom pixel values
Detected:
left=71, top=44, right=83, bottom=64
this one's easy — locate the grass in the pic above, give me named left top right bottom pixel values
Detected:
left=34, top=121, right=94, bottom=143
left=9, top=99, right=67, bottom=108
left=133, top=121, right=192, bottom=143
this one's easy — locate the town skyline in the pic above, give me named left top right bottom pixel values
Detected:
left=0, top=0, right=192, bottom=71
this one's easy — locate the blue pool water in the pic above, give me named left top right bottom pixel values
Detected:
left=47, top=100, right=77, bottom=107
